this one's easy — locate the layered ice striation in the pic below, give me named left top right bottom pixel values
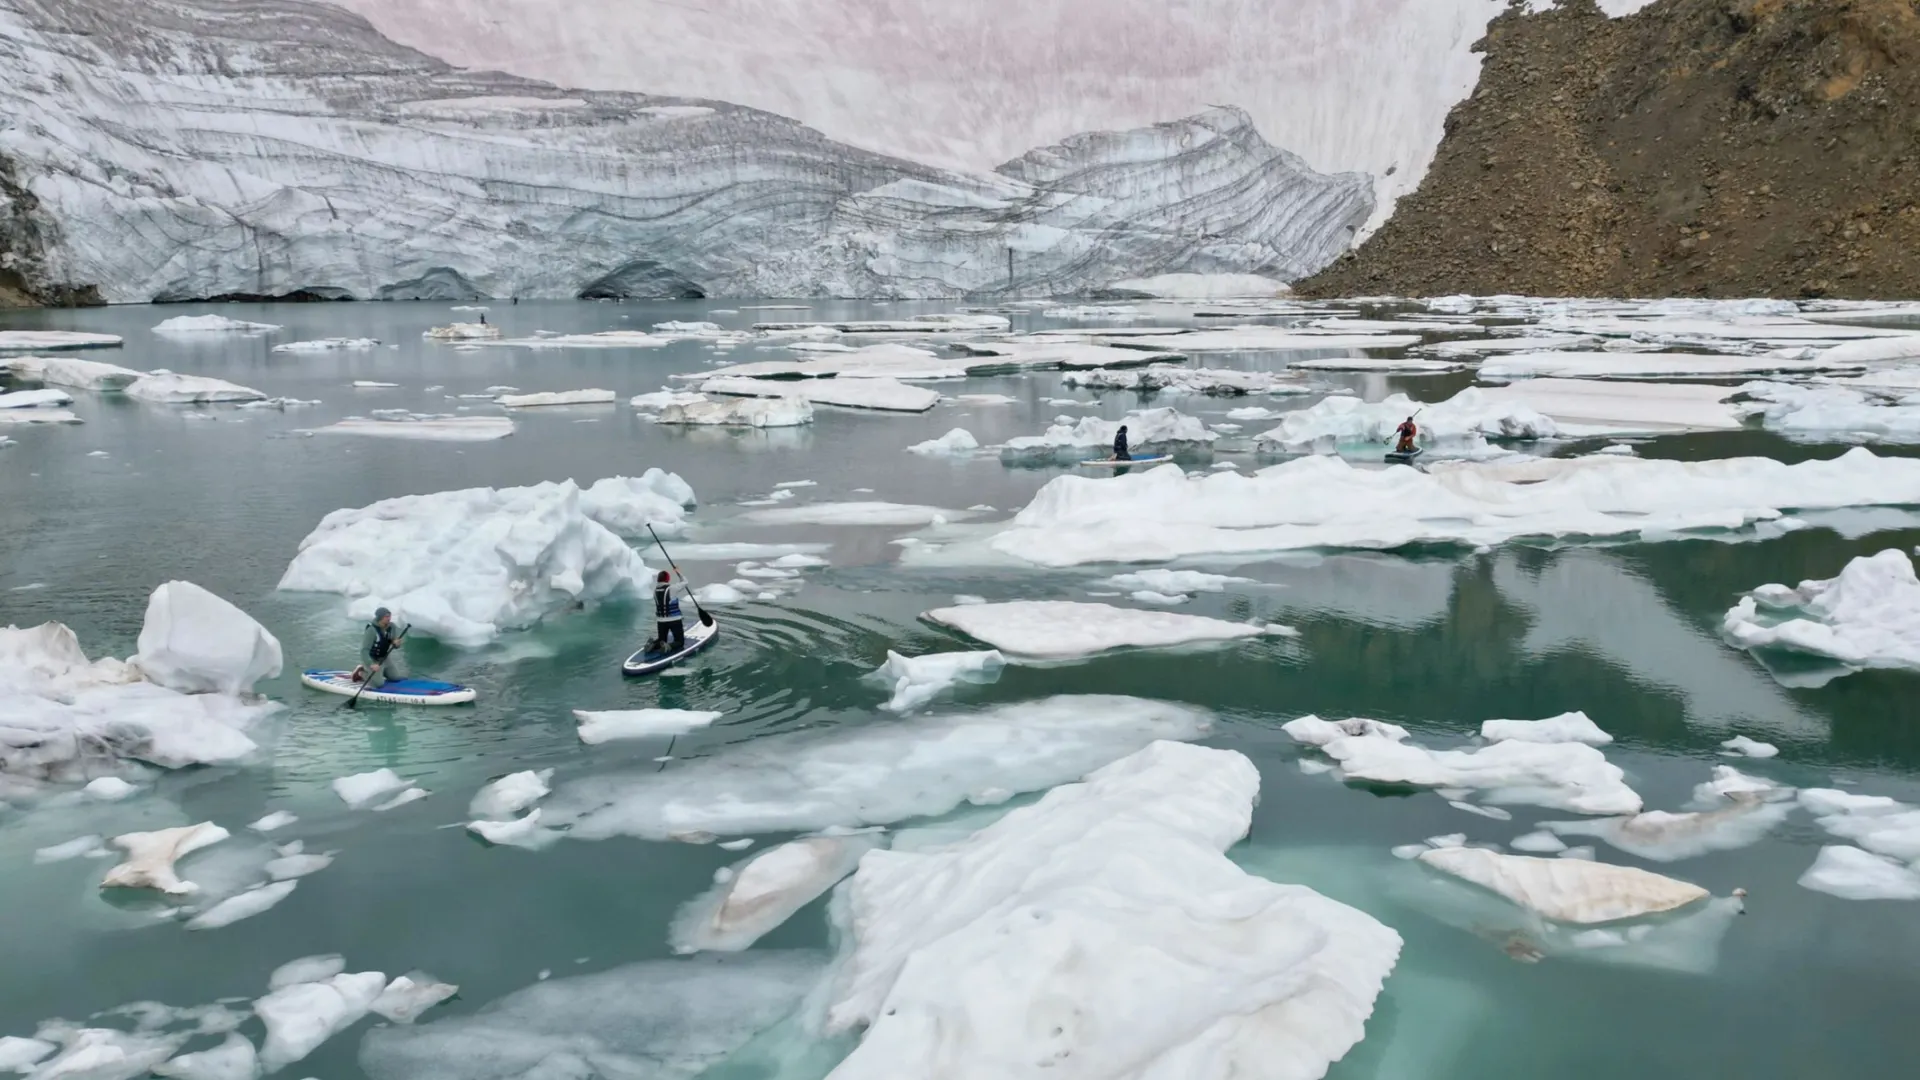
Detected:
left=920, top=447, right=1920, bottom=568
left=825, top=741, right=1401, bottom=1080
left=542, top=695, right=1212, bottom=840
left=277, top=473, right=693, bottom=645
left=1722, top=549, right=1920, bottom=676
left=0, top=0, right=1372, bottom=301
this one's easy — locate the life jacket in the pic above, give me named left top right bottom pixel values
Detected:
left=654, top=582, right=682, bottom=622
left=368, top=622, right=396, bottom=660
left=1396, top=421, right=1417, bottom=440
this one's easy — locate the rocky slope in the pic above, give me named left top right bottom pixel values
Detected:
left=1299, top=0, right=1920, bottom=300
left=0, top=0, right=1372, bottom=304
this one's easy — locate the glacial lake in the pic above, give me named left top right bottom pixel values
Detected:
left=3, top=299, right=1920, bottom=1079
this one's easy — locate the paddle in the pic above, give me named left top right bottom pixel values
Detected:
left=647, top=524, right=714, bottom=628
left=346, top=622, right=409, bottom=710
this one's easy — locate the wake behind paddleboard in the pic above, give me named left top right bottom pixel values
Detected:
left=300, top=669, right=477, bottom=705
left=1078, top=454, right=1173, bottom=468
left=623, top=617, right=718, bottom=676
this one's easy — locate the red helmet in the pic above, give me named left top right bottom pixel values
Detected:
left=657, top=570, right=671, bottom=583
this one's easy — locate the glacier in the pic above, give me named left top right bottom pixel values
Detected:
left=0, top=0, right=1374, bottom=302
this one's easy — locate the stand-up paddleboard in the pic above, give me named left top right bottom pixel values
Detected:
left=1384, top=446, right=1424, bottom=464
left=300, top=669, right=476, bottom=705
left=623, top=617, right=718, bottom=676
left=1078, top=454, right=1173, bottom=468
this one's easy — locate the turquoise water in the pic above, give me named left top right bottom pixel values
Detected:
left=3, top=300, right=1920, bottom=1078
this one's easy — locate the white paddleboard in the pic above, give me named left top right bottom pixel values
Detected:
left=623, top=617, right=718, bottom=676
left=300, top=669, right=477, bottom=705
left=1078, top=455, right=1173, bottom=468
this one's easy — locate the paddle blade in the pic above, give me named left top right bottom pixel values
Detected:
left=698, top=608, right=715, bottom=627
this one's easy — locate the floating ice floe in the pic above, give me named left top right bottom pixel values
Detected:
left=1284, top=713, right=1641, bottom=815
left=1479, top=349, right=1863, bottom=381
left=656, top=396, right=813, bottom=427
left=1106, top=272, right=1291, bottom=299
left=1002, top=406, right=1214, bottom=456
left=125, top=373, right=267, bottom=404
left=256, top=969, right=387, bottom=1071
left=1425, top=334, right=1599, bottom=356
left=0, top=330, right=123, bottom=350
left=1734, top=380, right=1920, bottom=443
left=22, top=1029, right=180, bottom=1080
left=131, top=581, right=284, bottom=695
left=702, top=375, right=938, bottom=413
left=1545, top=796, right=1793, bottom=863
left=332, top=769, right=413, bottom=809
left=270, top=954, right=346, bottom=990
left=1723, top=549, right=1920, bottom=676
left=1059, top=365, right=1307, bottom=396
left=152, top=1032, right=256, bottom=1080
left=543, top=695, right=1212, bottom=840
left=923, top=600, right=1272, bottom=661
left=1798, top=845, right=1920, bottom=901
left=1416, top=846, right=1709, bottom=923
left=825, top=741, right=1401, bottom=1080
left=467, top=811, right=557, bottom=849
left=1814, top=335, right=1920, bottom=365
left=751, top=314, right=1009, bottom=335
left=272, top=337, right=379, bottom=353
left=871, top=650, right=1005, bottom=712
left=424, top=323, right=499, bottom=341
left=495, top=389, right=617, bottom=408
left=100, top=823, right=230, bottom=894
left=704, top=343, right=967, bottom=380
left=671, top=835, right=880, bottom=953
left=469, top=769, right=554, bottom=819
left=918, top=447, right=1920, bottom=569
left=0, top=406, right=82, bottom=426
left=351, top=380, right=398, bottom=388
left=278, top=475, right=691, bottom=645
left=359, top=953, right=824, bottom=1080
left=1722, top=735, right=1779, bottom=758
left=1097, top=568, right=1253, bottom=596
left=3, top=355, right=144, bottom=390
left=0, top=388, right=72, bottom=409
left=1105, top=328, right=1422, bottom=352
left=906, top=428, right=979, bottom=455
left=1480, top=711, right=1613, bottom=746
left=739, top=501, right=973, bottom=526
left=693, top=582, right=746, bottom=604
left=2, top=589, right=282, bottom=781
left=949, top=339, right=1185, bottom=371
left=1253, top=388, right=1553, bottom=455
left=186, top=880, right=299, bottom=930
left=1470, top=378, right=1744, bottom=435
left=628, top=389, right=708, bottom=411
left=370, top=974, right=459, bottom=1025
left=309, top=417, right=515, bottom=441
left=1288, top=356, right=1464, bottom=373
left=574, top=708, right=722, bottom=744
left=1536, top=313, right=1919, bottom=346
left=152, top=315, right=281, bottom=334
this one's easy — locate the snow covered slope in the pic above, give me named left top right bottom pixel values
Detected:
left=0, top=0, right=1374, bottom=301
left=336, top=0, right=1514, bottom=237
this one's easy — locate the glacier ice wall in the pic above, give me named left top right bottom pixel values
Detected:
left=0, top=0, right=1373, bottom=302
left=336, top=0, right=1514, bottom=238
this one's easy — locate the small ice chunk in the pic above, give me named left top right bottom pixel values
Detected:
left=670, top=835, right=880, bottom=953
left=369, top=974, right=459, bottom=1024
left=906, top=428, right=979, bottom=455
left=1720, top=735, right=1779, bottom=758
left=151, top=1033, right=256, bottom=1080
left=922, top=600, right=1266, bottom=660
left=249, top=811, right=297, bottom=833
left=1282, top=715, right=1411, bottom=746
left=694, top=582, right=746, bottom=604
left=186, top=881, right=298, bottom=930
left=153, top=315, right=280, bottom=334
left=351, top=380, right=399, bottom=388
left=254, top=970, right=387, bottom=1071
left=1130, top=590, right=1189, bottom=605
left=466, top=810, right=561, bottom=850
left=101, top=823, right=231, bottom=894
left=1548, top=802, right=1792, bottom=862
left=332, top=769, right=411, bottom=808
left=1390, top=844, right=1428, bottom=860
left=871, top=650, right=1005, bottom=712
left=83, top=777, right=137, bottom=801
left=718, top=838, right=755, bottom=851
left=264, top=853, right=333, bottom=881
left=1417, top=847, right=1708, bottom=924
left=268, top=954, right=345, bottom=990
left=35, top=835, right=109, bottom=863
left=1510, top=830, right=1569, bottom=853
left=767, top=553, right=827, bottom=568
left=1099, top=568, right=1251, bottom=594
left=1479, top=711, right=1613, bottom=746
left=374, top=787, right=429, bottom=812
left=20, top=1029, right=179, bottom=1080
left=126, top=373, right=267, bottom=404
left=495, top=389, right=617, bottom=408
left=1797, top=845, right=1920, bottom=901
left=1448, top=800, right=1513, bottom=820
left=574, top=708, right=723, bottom=744
left=469, top=769, right=554, bottom=819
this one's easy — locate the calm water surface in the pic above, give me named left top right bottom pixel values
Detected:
left=3, top=300, right=1918, bottom=1079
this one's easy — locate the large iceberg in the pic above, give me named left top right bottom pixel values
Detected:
left=1722, top=549, right=1920, bottom=676
left=1252, top=388, right=1556, bottom=455
left=132, top=581, right=284, bottom=695
left=1002, top=406, right=1215, bottom=455
left=825, top=741, right=1401, bottom=1080
left=914, top=448, right=1920, bottom=568
left=0, top=0, right=1373, bottom=302
left=541, top=695, right=1213, bottom=840
left=276, top=474, right=694, bottom=645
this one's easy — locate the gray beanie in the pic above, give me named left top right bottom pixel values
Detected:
left=374, top=606, right=391, bottom=620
